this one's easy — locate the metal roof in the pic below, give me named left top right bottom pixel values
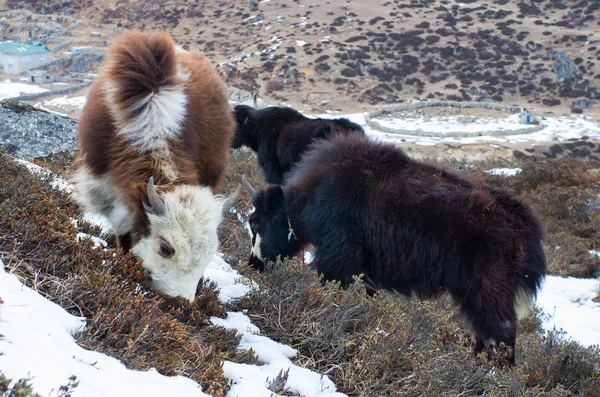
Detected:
left=0, top=42, right=50, bottom=55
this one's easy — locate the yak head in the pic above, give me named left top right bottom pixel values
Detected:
left=242, top=175, right=302, bottom=271
left=232, top=104, right=258, bottom=150
left=133, top=177, right=238, bottom=301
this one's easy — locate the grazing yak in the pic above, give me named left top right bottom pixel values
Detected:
left=74, top=30, right=236, bottom=301
left=242, top=133, right=546, bottom=362
left=232, top=104, right=364, bottom=184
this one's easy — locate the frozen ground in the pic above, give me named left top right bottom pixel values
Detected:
left=537, top=275, right=600, bottom=347
left=0, top=79, right=48, bottom=100
left=0, top=259, right=211, bottom=397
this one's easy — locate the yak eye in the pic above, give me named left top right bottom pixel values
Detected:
left=159, top=240, right=174, bottom=258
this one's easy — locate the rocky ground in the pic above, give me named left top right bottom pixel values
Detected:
left=2, top=0, right=599, bottom=116
left=0, top=101, right=77, bottom=158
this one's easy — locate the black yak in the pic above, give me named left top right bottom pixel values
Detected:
left=242, top=133, right=546, bottom=362
left=232, top=104, right=364, bottom=184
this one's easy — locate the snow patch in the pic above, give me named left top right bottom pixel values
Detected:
left=485, top=168, right=522, bottom=176
left=537, top=275, right=600, bottom=347
left=0, top=260, right=210, bottom=397
left=76, top=232, right=108, bottom=249
left=14, top=158, right=73, bottom=193
left=0, top=80, right=48, bottom=100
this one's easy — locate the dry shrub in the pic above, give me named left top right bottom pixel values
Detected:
left=0, top=150, right=243, bottom=396
left=230, top=259, right=600, bottom=396
left=488, top=157, right=600, bottom=192
left=520, top=330, right=600, bottom=394
left=483, top=157, right=600, bottom=278
left=219, top=150, right=600, bottom=396
left=266, top=79, right=285, bottom=93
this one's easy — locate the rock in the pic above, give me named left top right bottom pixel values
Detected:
left=526, top=41, right=537, bottom=51
left=552, top=51, right=577, bottom=83
left=0, top=101, right=77, bottom=159
left=560, top=79, right=590, bottom=98
left=572, top=99, right=593, bottom=110
left=543, top=98, right=561, bottom=106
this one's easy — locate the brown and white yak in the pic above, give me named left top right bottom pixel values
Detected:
left=242, top=133, right=547, bottom=362
left=74, top=30, right=236, bottom=301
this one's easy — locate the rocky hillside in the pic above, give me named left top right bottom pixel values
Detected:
left=4, top=0, right=599, bottom=113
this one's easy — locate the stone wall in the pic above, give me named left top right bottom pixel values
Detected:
left=366, top=101, right=546, bottom=137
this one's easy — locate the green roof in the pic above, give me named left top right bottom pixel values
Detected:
left=0, top=42, right=50, bottom=55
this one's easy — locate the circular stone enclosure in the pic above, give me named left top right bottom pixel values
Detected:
left=367, top=101, right=545, bottom=138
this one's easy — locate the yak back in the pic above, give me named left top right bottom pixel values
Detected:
left=284, top=133, right=544, bottom=297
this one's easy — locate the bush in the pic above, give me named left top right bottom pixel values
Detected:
left=0, top=151, right=244, bottom=396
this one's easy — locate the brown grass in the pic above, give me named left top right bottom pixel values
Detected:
left=3, top=146, right=600, bottom=396
left=221, top=149, right=600, bottom=396
left=0, top=150, right=243, bottom=396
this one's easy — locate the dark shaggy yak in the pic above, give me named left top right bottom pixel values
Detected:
left=242, top=133, right=546, bottom=362
left=232, top=104, right=364, bottom=184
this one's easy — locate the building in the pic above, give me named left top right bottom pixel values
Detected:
left=0, top=42, right=55, bottom=75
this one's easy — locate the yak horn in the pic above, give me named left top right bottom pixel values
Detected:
left=221, top=184, right=241, bottom=213
left=242, top=174, right=257, bottom=200
left=147, top=176, right=166, bottom=216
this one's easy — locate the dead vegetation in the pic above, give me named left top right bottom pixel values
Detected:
left=233, top=259, right=600, bottom=396
left=0, top=150, right=243, bottom=396
left=2, top=147, right=600, bottom=396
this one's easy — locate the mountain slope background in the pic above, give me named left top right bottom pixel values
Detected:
left=2, top=0, right=599, bottom=115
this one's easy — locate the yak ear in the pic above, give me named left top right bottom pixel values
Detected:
left=234, top=104, right=253, bottom=127
left=233, top=105, right=254, bottom=149
left=265, top=185, right=285, bottom=213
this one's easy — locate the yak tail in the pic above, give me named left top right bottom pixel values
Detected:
left=515, top=235, right=547, bottom=320
left=103, top=30, right=188, bottom=148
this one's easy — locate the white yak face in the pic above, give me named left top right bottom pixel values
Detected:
left=133, top=184, right=226, bottom=301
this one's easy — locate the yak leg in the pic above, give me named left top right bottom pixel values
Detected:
left=312, top=243, right=366, bottom=290
left=73, top=168, right=134, bottom=249
left=457, top=283, right=518, bottom=364
left=116, top=232, right=133, bottom=252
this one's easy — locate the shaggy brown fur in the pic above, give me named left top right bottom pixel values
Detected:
left=75, top=30, right=234, bottom=246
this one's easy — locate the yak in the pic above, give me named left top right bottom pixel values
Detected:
left=74, top=31, right=237, bottom=301
left=232, top=104, right=364, bottom=184
left=241, top=133, right=546, bottom=362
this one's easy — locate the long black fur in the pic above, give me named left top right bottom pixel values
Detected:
left=246, top=133, right=547, bottom=363
left=233, top=105, right=364, bottom=184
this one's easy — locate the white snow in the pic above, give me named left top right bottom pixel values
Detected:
left=205, top=257, right=345, bottom=397
left=0, top=259, right=211, bottom=397
left=76, top=232, right=108, bottom=249
left=14, top=158, right=73, bottom=193
left=0, top=80, right=48, bottom=100
left=313, top=109, right=600, bottom=147
left=204, top=255, right=254, bottom=304
left=485, top=168, right=522, bottom=176
left=537, top=275, right=600, bottom=347
left=373, top=113, right=537, bottom=136
left=43, top=95, right=87, bottom=109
